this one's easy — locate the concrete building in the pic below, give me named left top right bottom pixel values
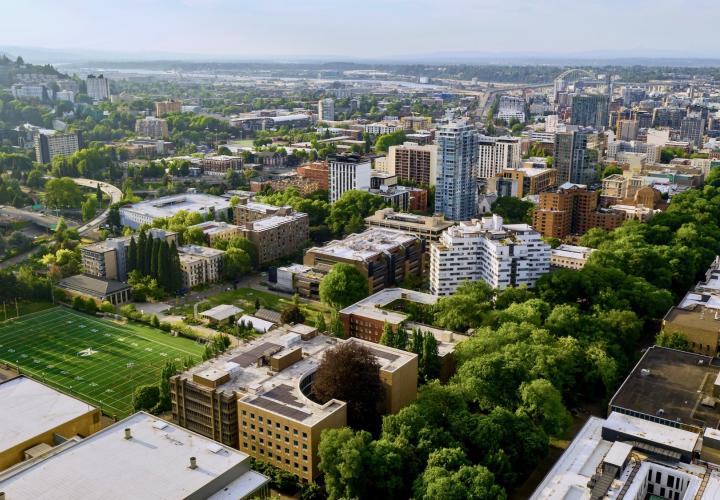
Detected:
left=497, top=95, right=526, bottom=123
left=154, top=99, right=182, bottom=117
left=120, top=193, right=232, bottom=229
left=328, top=154, right=371, bottom=203
left=318, top=98, right=335, bottom=121
left=429, top=215, right=550, bottom=296
left=297, top=161, right=329, bottom=190
left=570, top=94, right=608, bottom=129
left=0, top=411, right=269, bottom=499
left=616, top=119, right=639, bottom=141
left=606, top=140, right=660, bottom=164
left=532, top=183, right=625, bottom=239
left=435, top=121, right=478, bottom=221
left=304, top=228, right=423, bottom=295
left=188, top=221, right=242, bottom=246
left=553, top=128, right=601, bottom=185
left=241, top=212, right=310, bottom=265
left=492, top=167, right=557, bottom=198
left=170, top=325, right=417, bottom=481
left=550, top=244, right=595, bottom=270
left=363, top=122, right=404, bottom=135
left=57, top=274, right=132, bottom=305
left=477, top=135, right=522, bottom=180
left=386, top=142, right=438, bottom=186
left=178, top=245, right=224, bottom=289
left=400, top=116, right=432, bottom=131
left=365, top=208, right=454, bottom=242
left=681, top=115, right=705, bottom=148
left=84, top=74, right=110, bottom=101
left=34, top=131, right=80, bottom=164
left=201, top=155, right=243, bottom=176
left=135, top=116, right=169, bottom=139
left=0, top=376, right=101, bottom=471
left=11, top=83, right=50, bottom=101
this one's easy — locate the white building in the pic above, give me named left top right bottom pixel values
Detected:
left=497, top=95, right=526, bottom=123
left=11, top=83, right=49, bottom=101
left=55, top=90, right=74, bottom=102
left=178, top=245, right=224, bottom=289
left=329, top=154, right=371, bottom=203
left=477, top=135, right=522, bottom=180
left=363, top=122, right=404, bottom=135
left=550, top=244, right=595, bottom=270
left=85, top=74, right=110, bottom=101
left=429, top=215, right=550, bottom=295
left=318, top=98, right=335, bottom=121
left=119, top=193, right=232, bottom=229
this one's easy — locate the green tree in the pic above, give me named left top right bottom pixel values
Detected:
left=222, top=247, right=252, bottom=281
left=44, top=177, right=83, bottom=208
left=491, top=196, right=534, bottom=224
left=326, top=190, right=385, bottom=236
left=656, top=330, right=691, bottom=351
left=227, top=237, right=259, bottom=269
left=379, top=321, right=397, bottom=347
left=516, top=379, right=571, bottom=437
left=81, top=197, right=98, bottom=222
left=319, top=263, right=369, bottom=309
left=374, top=130, right=407, bottom=152
left=315, top=313, right=328, bottom=333
left=132, top=384, right=160, bottom=412
left=158, top=360, right=177, bottom=412
left=127, top=236, right=137, bottom=273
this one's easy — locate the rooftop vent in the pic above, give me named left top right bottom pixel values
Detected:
left=640, top=368, right=651, bottom=377
left=124, top=428, right=132, bottom=440
left=699, top=359, right=706, bottom=365
left=657, top=408, right=665, bottom=416
left=189, top=457, right=198, bottom=470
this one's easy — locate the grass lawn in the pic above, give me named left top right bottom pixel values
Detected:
left=0, top=307, right=204, bottom=419
left=174, top=287, right=330, bottom=323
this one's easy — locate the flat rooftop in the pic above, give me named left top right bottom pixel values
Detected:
left=190, top=221, right=241, bottom=235
left=176, top=325, right=416, bottom=425
left=121, top=194, right=230, bottom=219
left=179, top=245, right=225, bottom=258
left=248, top=213, right=307, bottom=232
left=307, top=228, right=418, bottom=262
left=0, top=377, right=97, bottom=454
left=609, top=346, right=720, bottom=430
left=551, top=244, right=596, bottom=260
left=0, top=412, right=268, bottom=499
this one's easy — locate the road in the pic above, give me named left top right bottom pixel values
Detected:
left=0, top=206, right=77, bottom=231
left=70, top=178, right=122, bottom=236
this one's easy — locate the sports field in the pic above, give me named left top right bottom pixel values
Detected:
left=0, top=307, right=204, bottom=418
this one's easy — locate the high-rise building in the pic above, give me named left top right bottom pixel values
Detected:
left=328, top=154, right=371, bottom=203
left=497, top=95, right=526, bottom=123
left=435, top=121, right=478, bottom=221
left=570, top=94, right=609, bottom=129
left=680, top=115, right=705, bottom=148
left=616, top=119, right=639, bottom=141
left=386, top=142, right=438, bottom=186
left=621, top=86, right=646, bottom=106
left=477, top=135, right=521, bottom=180
left=318, top=98, right=335, bottom=121
left=553, top=128, right=601, bottom=185
left=34, top=131, right=80, bottom=164
left=85, top=74, right=110, bottom=100
left=493, top=167, right=557, bottom=198
left=429, top=215, right=550, bottom=295
left=154, top=99, right=182, bottom=117
left=652, top=106, right=686, bottom=129
left=135, top=117, right=169, bottom=139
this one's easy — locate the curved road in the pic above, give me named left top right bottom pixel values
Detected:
left=70, top=178, right=122, bottom=236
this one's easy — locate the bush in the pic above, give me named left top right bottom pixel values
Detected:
left=84, top=298, right=98, bottom=315
left=159, top=321, right=172, bottom=332
left=132, top=384, right=160, bottom=412
left=72, top=295, right=85, bottom=310
left=151, top=314, right=160, bottom=328
left=100, top=301, right=115, bottom=313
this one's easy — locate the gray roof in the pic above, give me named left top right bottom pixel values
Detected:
left=58, top=274, right=131, bottom=299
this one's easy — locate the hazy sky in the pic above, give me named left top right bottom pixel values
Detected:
left=1, top=0, right=719, bottom=60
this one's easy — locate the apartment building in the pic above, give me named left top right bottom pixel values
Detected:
left=570, top=94, right=608, bottom=129
left=365, top=208, right=454, bottom=242
left=429, top=215, right=550, bottom=295
left=241, top=212, right=310, bottom=265
left=532, top=183, right=625, bottom=239
left=363, top=122, right=404, bottom=135
left=492, top=167, right=557, bottom=198
left=400, top=115, right=432, bottom=131
left=170, top=325, right=417, bottom=481
left=188, top=221, right=242, bottom=245
left=34, top=131, right=80, bottom=164
left=386, top=142, right=437, bottom=186
left=497, top=95, right=526, bottom=123
left=477, top=136, right=522, bottom=180
left=201, top=155, right=243, bottom=176
left=304, top=228, right=423, bottom=295
left=178, top=245, right=224, bottom=288
left=553, top=128, right=601, bottom=185
left=328, top=154, right=371, bottom=203
left=435, top=121, right=478, bottom=221
left=317, top=98, right=335, bottom=121
left=154, top=99, right=182, bottom=117
left=550, top=244, right=595, bottom=270
left=296, top=161, right=329, bottom=190
left=135, top=117, right=169, bottom=139
left=85, top=74, right=110, bottom=100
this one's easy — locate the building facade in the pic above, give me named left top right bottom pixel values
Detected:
left=553, top=129, right=601, bottom=185
left=435, top=121, right=478, bottom=221
left=477, top=136, right=522, bottom=180
left=297, top=162, right=329, bottom=190
left=386, top=142, right=438, bottom=186
left=364, top=208, right=454, bottom=242
left=328, top=154, right=371, bottom=203
left=570, top=94, right=608, bottom=129
left=154, top=99, right=182, bottom=117
left=34, top=131, right=80, bottom=164
left=493, top=167, right=557, bottom=198
left=318, top=98, right=335, bottom=121
left=178, top=245, right=224, bottom=288
left=135, top=117, right=169, bottom=139
left=85, top=74, right=110, bottom=100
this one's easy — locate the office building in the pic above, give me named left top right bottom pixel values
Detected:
left=0, top=411, right=269, bottom=499
left=477, top=135, right=522, bottom=180
left=120, top=193, right=232, bottom=229
left=553, top=128, right=601, bottom=185
left=680, top=115, right=705, bottom=148
left=304, top=228, right=423, bottom=295
left=570, top=94, right=608, bottom=129
left=154, top=99, right=182, bottom=117
left=429, top=215, right=550, bottom=296
left=386, top=142, right=438, bottom=186
left=492, top=167, right=557, bottom=198
left=435, top=121, right=478, bottom=221
left=328, top=154, right=371, bottom=203
left=34, top=131, right=80, bottom=164
left=550, top=244, right=595, bottom=270
left=497, top=95, right=526, bottom=123
left=135, top=116, right=169, bottom=139
left=606, top=140, right=660, bottom=164
left=297, top=161, right=329, bottom=190
left=0, top=376, right=101, bottom=471
left=621, top=86, right=646, bottom=106
left=317, top=98, right=335, bottom=121
left=170, top=325, right=417, bottom=481
left=365, top=208, right=454, bottom=242
left=178, top=245, right=224, bottom=289
left=532, top=183, right=625, bottom=239
left=652, top=106, right=686, bottom=129
left=84, top=74, right=110, bottom=101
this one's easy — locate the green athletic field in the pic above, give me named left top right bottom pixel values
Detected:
left=0, top=307, right=204, bottom=418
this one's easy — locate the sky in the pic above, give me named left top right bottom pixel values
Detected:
left=1, top=0, right=720, bottom=61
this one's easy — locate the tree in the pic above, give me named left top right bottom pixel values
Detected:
left=44, top=177, right=83, bottom=208
left=319, top=263, right=369, bottom=309
left=326, top=190, right=386, bottom=236
left=132, top=385, right=160, bottom=412
left=158, top=360, right=177, bottom=412
left=516, top=379, right=571, bottom=437
left=656, top=330, right=692, bottom=351
left=222, top=247, right=252, bottom=280
left=315, top=313, right=328, bottom=333
left=379, top=321, right=397, bottom=347
left=374, top=130, right=407, bottom=152
left=136, top=230, right=147, bottom=274
left=26, top=169, right=45, bottom=189
left=312, top=342, right=385, bottom=431
left=434, top=280, right=494, bottom=331
left=127, top=236, right=137, bottom=273
left=227, top=237, right=259, bottom=269
left=281, top=304, right=305, bottom=325
left=81, top=197, right=97, bottom=222
left=490, top=196, right=534, bottom=224
left=96, top=183, right=103, bottom=204
left=157, top=241, right=170, bottom=290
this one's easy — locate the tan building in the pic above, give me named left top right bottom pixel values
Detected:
left=233, top=198, right=294, bottom=224
left=188, top=221, right=242, bottom=246
left=304, top=228, right=424, bottom=295
left=241, top=213, right=309, bottom=265
left=170, top=324, right=417, bottom=482
left=0, top=376, right=102, bottom=471
left=550, top=244, right=596, bottom=270
left=201, top=155, right=243, bottom=176
left=135, top=117, right=169, bottom=139
left=493, top=167, right=557, bottom=198
left=154, top=99, right=182, bottom=117
left=400, top=115, right=432, bottom=131
left=365, top=207, right=454, bottom=242
left=296, top=162, right=329, bottom=190
left=386, top=142, right=438, bottom=186
left=178, top=245, right=224, bottom=288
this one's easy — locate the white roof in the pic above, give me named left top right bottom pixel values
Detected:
left=603, top=441, right=632, bottom=468
left=0, top=412, right=268, bottom=499
left=201, top=304, right=243, bottom=321
left=604, top=411, right=699, bottom=453
left=238, top=315, right=275, bottom=332
left=0, top=377, right=96, bottom=453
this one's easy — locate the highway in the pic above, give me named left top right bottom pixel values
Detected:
left=69, top=178, right=123, bottom=236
